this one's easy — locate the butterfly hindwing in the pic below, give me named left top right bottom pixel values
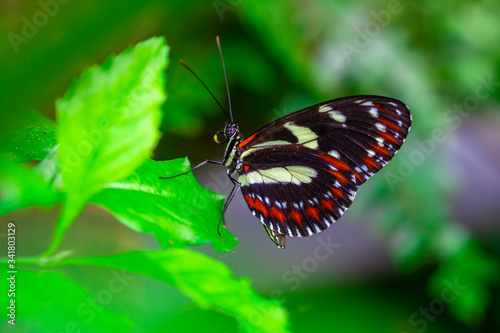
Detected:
left=237, top=95, right=411, bottom=238
left=239, top=145, right=358, bottom=237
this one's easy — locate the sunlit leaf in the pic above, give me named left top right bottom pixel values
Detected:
left=0, top=269, right=133, bottom=331
left=0, top=155, right=60, bottom=215
left=50, top=37, right=169, bottom=253
left=54, top=249, right=291, bottom=333
left=0, top=109, right=57, bottom=163
left=92, top=158, right=238, bottom=252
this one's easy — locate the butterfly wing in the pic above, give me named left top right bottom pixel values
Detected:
left=239, top=145, right=359, bottom=238
left=237, top=95, right=411, bottom=240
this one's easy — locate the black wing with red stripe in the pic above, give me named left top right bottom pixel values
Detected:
left=236, top=95, right=411, bottom=240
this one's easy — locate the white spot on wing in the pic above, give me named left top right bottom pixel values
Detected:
left=253, top=140, right=293, bottom=148
left=244, top=166, right=318, bottom=184
left=367, top=150, right=375, bottom=157
left=284, top=122, right=318, bottom=149
left=368, top=108, right=378, bottom=118
left=329, top=110, right=346, bottom=123
left=329, top=150, right=340, bottom=159
left=375, top=123, right=386, bottom=132
left=349, top=191, right=357, bottom=201
left=305, top=226, right=313, bottom=235
left=318, top=105, right=333, bottom=113
left=361, top=101, right=374, bottom=106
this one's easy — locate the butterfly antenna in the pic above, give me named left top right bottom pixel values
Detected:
left=179, top=59, right=231, bottom=121
left=216, top=36, right=233, bottom=123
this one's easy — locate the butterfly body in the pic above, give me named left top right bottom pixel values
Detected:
left=220, top=95, right=412, bottom=248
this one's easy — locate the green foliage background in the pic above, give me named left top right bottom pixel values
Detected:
left=1, top=0, right=499, bottom=332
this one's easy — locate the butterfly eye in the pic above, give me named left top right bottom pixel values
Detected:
left=214, top=130, right=228, bottom=144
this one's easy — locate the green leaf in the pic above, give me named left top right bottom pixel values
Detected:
left=0, top=269, right=133, bottom=331
left=0, top=109, right=57, bottom=162
left=50, top=37, right=169, bottom=254
left=54, top=249, right=291, bottom=333
left=0, top=109, right=60, bottom=215
left=0, top=154, right=61, bottom=215
left=92, top=158, right=238, bottom=252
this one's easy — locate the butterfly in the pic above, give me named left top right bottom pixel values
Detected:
left=162, top=37, right=412, bottom=248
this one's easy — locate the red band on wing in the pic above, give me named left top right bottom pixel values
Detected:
left=330, top=187, right=344, bottom=199
left=238, top=132, right=257, bottom=148
left=377, top=118, right=400, bottom=132
left=270, top=207, right=286, bottom=225
left=378, top=132, right=398, bottom=145
left=372, top=145, right=390, bottom=157
left=290, top=210, right=303, bottom=226
left=375, top=104, right=396, bottom=117
left=326, top=170, right=349, bottom=184
left=320, top=154, right=351, bottom=172
left=306, top=206, right=320, bottom=220
left=321, top=199, right=334, bottom=212
left=362, top=156, right=378, bottom=169
left=244, top=195, right=269, bottom=217
left=353, top=171, right=362, bottom=183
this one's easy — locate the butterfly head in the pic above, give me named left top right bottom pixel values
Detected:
left=214, top=122, right=239, bottom=144
left=225, top=122, right=239, bottom=139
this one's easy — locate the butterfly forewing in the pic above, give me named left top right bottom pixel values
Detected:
left=237, top=95, right=411, bottom=239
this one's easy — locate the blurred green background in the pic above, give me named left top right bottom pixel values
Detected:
left=1, top=0, right=500, bottom=332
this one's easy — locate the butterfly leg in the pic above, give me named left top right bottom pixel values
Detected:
left=159, top=160, right=223, bottom=179
left=217, top=174, right=241, bottom=235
